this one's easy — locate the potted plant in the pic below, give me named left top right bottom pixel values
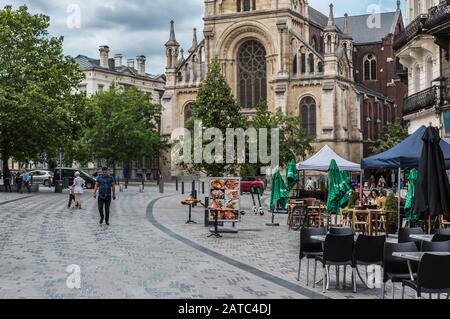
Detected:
left=385, top=192, right=398, bottom=233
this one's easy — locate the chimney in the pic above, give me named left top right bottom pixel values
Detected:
left=99, top=45, right=110, bottom=69
left=114, top=54, right=123, bottom=67
left=137, top=55, right=146, bottom=76
left=127, top=58, right=135, bottom=69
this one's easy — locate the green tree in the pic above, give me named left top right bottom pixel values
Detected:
left=0, top=5, right=86, bottom=174
left=252, top=100, right=314, bottom=169
left=370, top=122, right=408, bottom=155
left=79, top=85, right=166, bottom=175
left=186, top=57, right=247, bottom=176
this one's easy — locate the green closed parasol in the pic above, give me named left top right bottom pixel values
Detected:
left=405, top=169, right=419, bottom=222
left=326, top=160, right=342, bottom=214
left=286, top=160, right=299, bottom=191
left=270, top=169, right=289, bottom=212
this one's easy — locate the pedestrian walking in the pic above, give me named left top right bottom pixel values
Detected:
left=93, top=167, right=116, bottom=226
left=72, top=171, right=85, bottom=209
left=3, top=170, right=12, bottom=193
left=20, top=169, right=31, bottom=193
left=15, top=171, right=22, bottom=193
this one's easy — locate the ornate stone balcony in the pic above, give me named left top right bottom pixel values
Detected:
left=403, top=86, right=438, bottom=115
left=393, top=15, right=428, bottom=51
left=424, top=0, right=450, bottom=33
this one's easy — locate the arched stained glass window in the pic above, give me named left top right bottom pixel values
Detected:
left=238, top=40, right=267, bottom=109
left=184, top=103, right=193, bottom=127
left=300, top=97, right=317, bottom=137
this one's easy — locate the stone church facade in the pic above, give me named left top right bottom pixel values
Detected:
left=161, top=0, right=406, bottom=176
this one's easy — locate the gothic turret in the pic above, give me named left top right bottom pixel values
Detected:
left=165, top=20, right=180, bottom=70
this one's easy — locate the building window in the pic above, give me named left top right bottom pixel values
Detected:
left=292, top=54, right=298, bottom=75
left=364, top=54, right=377, bottom=81
left=426, top=56, right=433, bottom=87
left=444, top=111, right=450, bottom=137
left=184, top=103, right=193, bottom=127
left=414, top=64, right=421, bottom=93
left=238, top=40, right=267, bottom=108
left=318, top=62, right=323, bottom=73
left=308, top=53, right=315, bottom=74
left=97, top=84, right=104, bottom=93
left=311, top=37, right=317, bottom=51
left=237, top=0, right=255, bottom=12
left=79, top=84, right=87, bottom=93
left=185, top=63, right=191, bottom=82
left=301, top=53, right=306, bottom=73
left=300, top=97, right=317, bottom=137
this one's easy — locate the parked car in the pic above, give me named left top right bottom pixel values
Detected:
left=29, top=170, right=53, bottom=186
left=241, top=177, right=265, bottom=194
left=53, top=168, right=97, bottom=189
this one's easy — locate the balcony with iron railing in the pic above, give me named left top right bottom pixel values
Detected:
left=424, top=0, right=450, bottom=32
left=393, top=15, right=428, bottom=51
left=403, top=86, right=438, bottom=115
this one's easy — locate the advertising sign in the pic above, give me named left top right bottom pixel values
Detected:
left=209, top=178, right=241, bottom=222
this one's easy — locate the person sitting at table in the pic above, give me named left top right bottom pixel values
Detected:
left=368, top=189, right=381, bottom=206
left=377, top=190, right=387, bottom=209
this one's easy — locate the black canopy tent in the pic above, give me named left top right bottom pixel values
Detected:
left=361, top=126, right=450, bottom=232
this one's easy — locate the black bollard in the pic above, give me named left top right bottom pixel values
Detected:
left=176, top=178, right=179, bottom=192
left=202, top=182, right=205, bottom=194
left=181, top=181, right=185, bottom=195
left=204, top=197, right=210, bottom=227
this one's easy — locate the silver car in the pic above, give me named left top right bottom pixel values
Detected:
left=29, top=170, right=54, bottom=186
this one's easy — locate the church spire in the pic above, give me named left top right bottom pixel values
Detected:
left=397, top=0, right=401, bottom=11
left=343, top=13, right=349, bottom=34
left=189, top=28, right=198, bottom=54
left=342, top=13, right=352, bottom=39
left=165, top=20, right=179, bottom=47
left=325, top=3, right=337, bottom=31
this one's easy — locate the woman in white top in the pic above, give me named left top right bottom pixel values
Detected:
left=73, top=172, right=85, bottom=209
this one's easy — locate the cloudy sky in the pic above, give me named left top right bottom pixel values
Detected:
left=1, top=0, right=406, bottom=75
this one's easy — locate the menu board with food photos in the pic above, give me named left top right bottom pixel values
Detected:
left=209, top=178, right=241, bottom=222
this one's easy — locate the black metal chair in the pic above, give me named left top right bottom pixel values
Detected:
left=383, top=242, right=419, bottom=299
left=436, top=228, right=450, bottom=235
left=402, top=254, right=450, bottom=299
left=329, top=227, right=354, bottom=236
left=432, top=234, right=450, bottom=242
left=313, top=234, right=356, bottom=293
left=353, top=235, right=386, bottom=292
left=399, top=227, right=424, bottom=250
left=421, top=241, right=450, bottom=252
left=298, top=227, right=326, bottom=285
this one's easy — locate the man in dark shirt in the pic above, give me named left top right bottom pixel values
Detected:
left=3, top=170, right=12, bottom=193
left=93, top=167, right=116, bottom=226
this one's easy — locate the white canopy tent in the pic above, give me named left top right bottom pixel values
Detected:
left=297, top=145, right=361, bottom=172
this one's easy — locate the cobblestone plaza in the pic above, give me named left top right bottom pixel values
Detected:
left=0, top=186, right=419, bottom=299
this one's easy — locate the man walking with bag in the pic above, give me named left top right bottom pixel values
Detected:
left=93, top=167, right=116, bottom=226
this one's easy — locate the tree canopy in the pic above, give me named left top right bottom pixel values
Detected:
left=0, top=5, right=86, bottom=172
left=78, top=85, right=166, bottom=171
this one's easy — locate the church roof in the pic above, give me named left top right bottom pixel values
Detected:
left=75, top=55, right=165, bottom=82
left=353, top=83, right=394, bottom=103
left=335, top=12, right=399, bottom=44
left=308, top=7, right=328, bottom=28
left=308, top=6, right=400, bottom=45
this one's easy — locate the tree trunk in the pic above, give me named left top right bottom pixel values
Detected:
left=2, top=154, right=10, bottom=177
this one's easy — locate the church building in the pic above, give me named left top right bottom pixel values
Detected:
left=161, top=0, right=406, bottom=176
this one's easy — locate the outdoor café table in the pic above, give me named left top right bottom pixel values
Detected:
left=367, top=209, right=389, bottom=236
left=307, top=206, right=325, bottom=227
left=392, top=252, right=450, bottom=281
left=352, top=210, right=371, bottom=235
left=410, top=234, right=434, bottom=243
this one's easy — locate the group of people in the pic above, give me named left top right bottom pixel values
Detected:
left=1, top=169, right=32, bottom=193
left=68, top=167, right=116, bottom=226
